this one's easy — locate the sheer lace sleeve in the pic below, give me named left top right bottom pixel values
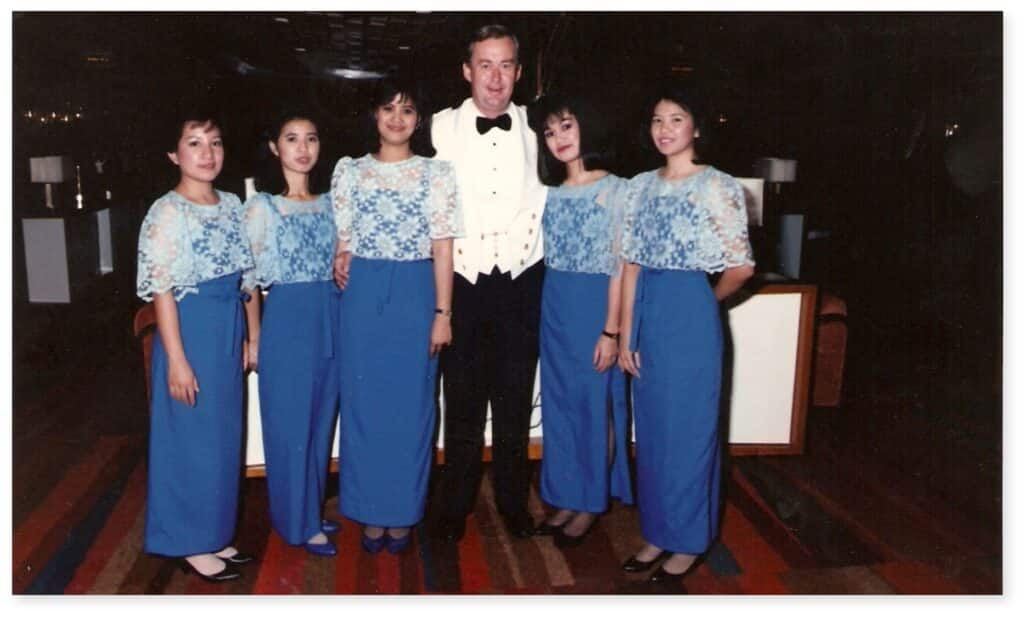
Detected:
left=241, top=193, right=276, bottom=290
left=599, top=176, right=629, bottom=277
left=427, top=160, right=464, bottom=240
left=702, top=172, right=755, bottom=269
left=137, top=197, right=191, bottom=301
left=619, top=175, right=642, bottom=265
left=330, top=157, right=355, bottom=253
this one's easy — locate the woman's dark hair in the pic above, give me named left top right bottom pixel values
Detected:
left=528, top=92, right=615, bottom=187
left=254, top=109, right=329, bottom=195
left=162, top=106, right=224, bottom=154
left=364, top=76, right=435, bottom=157
left=640, top=81, right=711, bottom=164
left=156, top=103, right=225, bottom=191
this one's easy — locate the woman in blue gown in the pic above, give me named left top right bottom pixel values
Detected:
left=618, top=85, right=754, bottom=583
left=330, top=78, right=463, bottom=554
left=527, top=94, right=633, bottom=548
left=242, top=112, right=341, bottom=557
left=137, top=109, right=256, bottom=582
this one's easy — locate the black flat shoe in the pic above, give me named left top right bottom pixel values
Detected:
left=501, top=513, right=536, bottom=539
left=220, top=551, right=255, bottom=565
left=621, top=552, right=665, bottom=573
left=179, top=559, right=241, bottom=583
left=649, top=565, right=689, bottom=584
left=533, top=520, right=568, bottom=536
left=553, top=522, right=596, bottom=549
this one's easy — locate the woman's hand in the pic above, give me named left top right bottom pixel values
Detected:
left=430, top=315, right=452, bottom=357
left=333, top=251, right=352, bottom=289
left=168, top=356, right=199, bottom=407
left=593, top=334, right=618, bottom=373
left=617, top=332, right=641, bottom=378
left=243, top=338, right=259, bottom=372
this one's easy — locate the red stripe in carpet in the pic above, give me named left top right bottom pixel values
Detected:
left=14, top=437, right=132, bottom=593
left=65, top=460, right=147, bottom=593
left=735, top=571, right=792, bottom=594
left=399, top=535, right=425, bottom=593
left=13, top=436, right=125, bottom=576
left=375, top=550, right=402, bottom=594
left=333, top=517, right=361, bottom=593
left=729, top=466, right=817, bottom=569
left=457, top=514, right=492, bottom=593
left=719, top=503, right=790, bottom=574
left=253, top=532, right=307, bottom=594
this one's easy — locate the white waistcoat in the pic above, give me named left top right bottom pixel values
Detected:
left=431, top=98, right=547, bottom=284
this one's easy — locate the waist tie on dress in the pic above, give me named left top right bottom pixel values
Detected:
left=628, top=267, right=647, bottom=353
left=203, top=288, right=249, bottom=356
left=321, top=282, right=342, bottom=358
left=370, top=260, right=398, bottom=316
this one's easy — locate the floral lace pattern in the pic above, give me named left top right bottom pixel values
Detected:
left=242, top=193, right=336, bottom=290
left=542, top=174, right=627, bottom=276
left=330, top=154, right=463, bottom=261
left=136, top=190, right=253, bottom=301
left=622, top=167, right=754, bottom=272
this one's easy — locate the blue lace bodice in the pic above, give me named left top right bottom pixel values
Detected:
left=136, top=189, right=253, bottom=301
left=542, top=174, right=627, bottom=276
left=241, top=193, right=336, bottom=289
left=622, top=167, right=754, bottom=272
left=330, top=154, right=464, bottom=261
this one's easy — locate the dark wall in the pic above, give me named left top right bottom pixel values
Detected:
left=12, top=12, right=1003, bottom=415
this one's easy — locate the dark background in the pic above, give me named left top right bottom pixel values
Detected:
left=11, top=12, right=1002, bottom=512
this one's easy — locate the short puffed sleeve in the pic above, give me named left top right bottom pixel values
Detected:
left=330, top=157, right=356, bottom=252
left=241, top=193, right=278, bottom=290
left=701, top=172, right=755, bottom=269
left=426, top=159, right=464, bottom=240
left=137, top=197, right=192, bottom=301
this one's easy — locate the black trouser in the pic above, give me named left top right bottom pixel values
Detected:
left=438, top=262, right=544, bottom=519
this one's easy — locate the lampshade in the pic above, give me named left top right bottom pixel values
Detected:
left=755, top=157, right=798, bottom=183
left=30, top=156, right=72, bottom=184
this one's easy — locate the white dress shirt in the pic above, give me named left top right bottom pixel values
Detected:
left=432, top=98, right=548, bottom=284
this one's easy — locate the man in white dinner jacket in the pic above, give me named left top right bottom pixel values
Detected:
left=430, top=24, right=547, bottom=542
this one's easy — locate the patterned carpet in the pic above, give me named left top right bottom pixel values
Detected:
left=10, top=277, right=1002, bottom=595
left=13, top=439, right=1000, bottom=595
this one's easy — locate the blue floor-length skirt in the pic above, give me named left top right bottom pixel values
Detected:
left=259, top=280, right=341, bottom=545
left=629, top=268, right=723, bottom=555
left=144, top=273, right=246, bottom=557
left=539, top=268, right=633, bottom=513
left=337, top=257, right=437, bottom=527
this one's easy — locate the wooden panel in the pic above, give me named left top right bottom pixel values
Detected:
left=728, top=284, right=817, bottom=456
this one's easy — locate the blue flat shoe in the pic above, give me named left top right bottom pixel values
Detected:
left=385, top=531, right=412, bottom=554
left=303, top=539, right=337, bottom=557
left=321, top=519, right=341, bottom=535
left=361, top=531, right=387, bottom=554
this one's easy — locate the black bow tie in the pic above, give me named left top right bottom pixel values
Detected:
left=476, top=114, right=512, bottom=134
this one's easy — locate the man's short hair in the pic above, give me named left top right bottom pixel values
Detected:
left=465, top=24, right=520, bottom=64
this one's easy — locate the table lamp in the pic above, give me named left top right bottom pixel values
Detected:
left=755, top=157, right=797, bottom=193
left=30, top=156, right=72, bottom=210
